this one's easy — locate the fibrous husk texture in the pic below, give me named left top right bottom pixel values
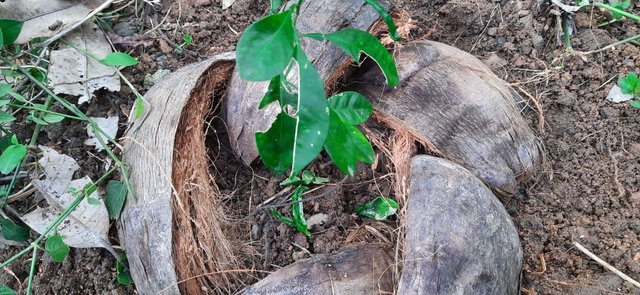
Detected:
left=348, top=40, right=542, bottom=195
left=119, top=52, right=244, bottom=295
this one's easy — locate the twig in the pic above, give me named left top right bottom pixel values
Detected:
left=43, top=0, right=117, bottom=47
left=572, top=241, right=640, bottom=289
left=252, top=176, right=348, bottom=213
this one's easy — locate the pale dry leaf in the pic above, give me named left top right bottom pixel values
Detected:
left=48, top=24, right=121, bottom=104
left=84, top=116, right=119, bottom=151
left=222, top=0, right=237, bottom=9
left=606, top=84, right=635, bottom=103
left=0, top=0, right=105, bottom=44
left=20, top=147, right=112, bottom=251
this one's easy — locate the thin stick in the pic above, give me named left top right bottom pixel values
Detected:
left=572, top=241, right=640, bottom=288
left=43, top=0, right=116, bottom=47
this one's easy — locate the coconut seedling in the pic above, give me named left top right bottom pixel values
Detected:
left=235, top=0, right=401, bottom=236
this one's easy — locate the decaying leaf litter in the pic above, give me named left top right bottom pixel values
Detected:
left=1, top=0, right=640, bottom=294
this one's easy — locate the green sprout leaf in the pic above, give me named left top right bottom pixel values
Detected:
left=0, top=142, right=27, bottom=174
left=610, top=0, right=631, bottom=19
left=134, top=96, right=145, bottom=119
left=270, top=0, right=284, bottom=14
left=328, top=91, right=373, bottom=125
left=28, top=68, right=46, bottom=83
left=259, top=74, right=297, bottom=110
left=0, top=19, right=23, bottom=48
left=237, top=10, right=295, bottom=81
left=115, top=254, right=134, bottom=285
left=183, top=34, right=192, bottom=46
left=363, top=0, right=400, bottom=41
left=280, top=170, right=329, bottom=186
left=0, top=217, right=30, bottom=241
left=618, top=72, right=639, bottom=95
left=100, top=52, right=138, bottom=67
left=105, top=180, right=127, bottom=219
left=355, top=196, right=399, bottom=220
left=324, top=110, right=374, bottom=176
left=256, top=47, right=329, bottom=176
left=306, top=28, right=399, bottom=86
left=0, top=286, right=16, bottom=295
left=630, top=101, right=640, bottom=109
left=270, top=208, right=295, bottom=227
left=26, top=114, right=48, bottom=125
left=45, top=233, right=70, bottom=262
left=42, top=113, right=65, bottom=124
left=0, top=110, right=15, bottom=123
left=291, top=186, right=311, bottom=236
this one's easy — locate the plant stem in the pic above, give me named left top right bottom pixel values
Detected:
left=595, top=3, right=640, bottom=23
left=0, top=56, right=134, bottom=198
left=584, top=33, right=640, bottom=54
left=25, top=246, right=38, bottom=295
left=0, top=193, right=84, bottom=269
left=7, top=103, right=83, bottom=120
left=29, top=95, right=54, bottom=146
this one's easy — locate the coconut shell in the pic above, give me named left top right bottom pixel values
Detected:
left=118, top=52, right=239, bottom=294
left=242, top=245, right=394, bottom=295
left=400, top=155, right=522, bottom=294
left=348, top=41, right=541, bottom=195
left=224, top=0, right=391, bottom=166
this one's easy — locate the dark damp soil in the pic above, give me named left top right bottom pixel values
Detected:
left=2, top=0, right=639, bottom=294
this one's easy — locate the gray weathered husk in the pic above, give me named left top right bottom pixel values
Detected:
left=399, top=155, right=522, bottom=294
left=118, top=52, right=236, bottom=295
left=243, top=245, right=395, bottom=295
left=349, top=41, right=541, bottom=195
left=224, top=0, right=390, bottom=166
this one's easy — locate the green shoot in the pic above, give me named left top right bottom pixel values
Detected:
left=354, top=196, right=399, bottom=220
left=618, top=72, right=640, bottom=108
left=239, top=0, right=400, bottom=235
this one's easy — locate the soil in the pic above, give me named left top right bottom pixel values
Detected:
left=1, top=0, right=639, bottom=294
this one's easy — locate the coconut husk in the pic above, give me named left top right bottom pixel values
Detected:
left=347, top=41, right=542, bottom=195
left=119, top=52, right=243, bottom=295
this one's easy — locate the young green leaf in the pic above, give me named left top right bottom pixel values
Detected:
left=105, top=180, right=127, bottom=219
left=328, top=91, right=373, bottom=125
left=611, top=0, right=631, bottom=19
left=183, top=34, right=192, bottom=46
left=0, top=100, right=9, bottom=107
left=0, top=19, right=23, bottom=47
left=0, top=83, right=11, bottom=97
left=291, top=186, right=311, bottom=236
left=0, top=286, right=16, bottom=295
left=256, top=48, right=329, bottom=176
left=270, top=208, right=295, bottom=227
left=355, top=196, right=399, bottom=220
left=27, top=114, right=49, bottom=125
left=100, top=52, right=138, bottom=67
left=7, top=91, right=27, bottom=103
left=236, top=10, right=295, bottom=81
left=324, top=110, right=375, bottom=176
left=280, top=170, right=329, bottom=186
left=259, top=74, right=297, bottom=109
left=0, top=110, right=15, bottom=123
left=306, top=28, right=399, bottom=86
left=117, top=271, right=134, bottom=285
left=45, top=233, right=70, bottom=262
left=28, top=68, right=47, bottom=83
left=43, top=113, right=65, bottom=124
left=363, top=0, right=400, bottom=41
left=0, top=143, right=27, bottom=174
left=630, top=101, right=640, bottom=109
left=270, top=0, right=284, bottom=14
left=134, top=96, right=145, bottom=119
left=0, top=217, right=30, bottom=241
left=618, top=72, right=639, bottom=95
left=87, top=197, right=101, bottom=205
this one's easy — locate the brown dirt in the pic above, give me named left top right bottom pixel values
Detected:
left=3, top=0, right=640, bottom=294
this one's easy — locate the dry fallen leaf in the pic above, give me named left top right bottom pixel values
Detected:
left=222, top=0, right=237, bottom=9
left=48, top=24, right=121, bottom=104
left=20, top=147, right=115, bottom=253
left=84, top=116, right=119, bottom=151
left=0, top=0, right=105, bottom=44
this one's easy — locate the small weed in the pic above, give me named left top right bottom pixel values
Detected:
left=618, top=72, right=640, bottom=108
left=354, top=196, right=399, bottom=220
